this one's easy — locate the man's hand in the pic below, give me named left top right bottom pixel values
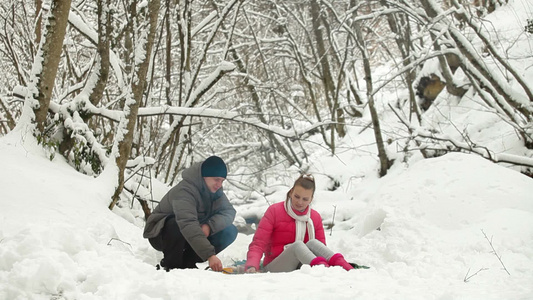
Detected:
left=201, top=224, right=210, bottom=237
left=208, top=255, right=223, bottom=272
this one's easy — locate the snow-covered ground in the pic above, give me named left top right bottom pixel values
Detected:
left=1, top=1, right=533, bottom=299
left=0, top=124, right=532, bottom=300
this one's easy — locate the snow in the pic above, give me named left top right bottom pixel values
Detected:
left=1, top=122, right=532, bottom=300
left=2, top=1, right=533, bottom=299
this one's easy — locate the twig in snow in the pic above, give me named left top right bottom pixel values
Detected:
left=464, top=267, right=489, bottom=282
left=481, top=229, right=511, bottom=275
left=330, top=205, right=337, bottom=236
left=107, top=237, right=132, bottom=249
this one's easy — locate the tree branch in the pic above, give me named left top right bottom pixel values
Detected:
left=464, top=267, right=489, bottom=282
left=481, top=229, right=511, bottom=276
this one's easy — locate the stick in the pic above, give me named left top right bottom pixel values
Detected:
left=481, top=229, right=511, bottom=275
left=330, top=205, right=337, bottom=236
left=464, top=267, right=489, bottom=282
left=107, top=237, right=132, bottom=249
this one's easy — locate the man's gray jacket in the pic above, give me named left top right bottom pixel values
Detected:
left=143, top=162, right=236, bottom=260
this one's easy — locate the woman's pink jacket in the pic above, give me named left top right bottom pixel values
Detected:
left=245, top=201, right=326, bottom=270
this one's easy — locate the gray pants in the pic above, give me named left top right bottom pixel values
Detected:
left=265, top=239, right=335, bottom=273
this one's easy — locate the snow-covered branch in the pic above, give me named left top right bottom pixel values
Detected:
left=371, top=48, right=462, bottom=97
left=414, top=129, right=533, bottom=168
left=66, top=8, right=124, bottom=87
left=50, top=93, right=334, bottom=140
left=389, top=104, right=533, bottom=168
left=185, top=61, right=236, bottom=108
left=450, top=0, right=533, bottom=102
left=184, top=0, right=240, bottom=106
left=138, top=106, right=333, bottom=139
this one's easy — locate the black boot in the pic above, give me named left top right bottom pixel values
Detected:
left=156, top=258, right=171, bottom=272
left=182, top=248, right=200, bottom=269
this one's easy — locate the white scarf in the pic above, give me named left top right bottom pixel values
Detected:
left=285, top=199, right=315, bottom=242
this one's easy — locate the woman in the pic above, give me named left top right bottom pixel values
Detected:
left=245, top=174, right=354, bottom=273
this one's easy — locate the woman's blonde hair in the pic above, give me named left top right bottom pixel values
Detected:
left=285, top=174, right=316, bottom=203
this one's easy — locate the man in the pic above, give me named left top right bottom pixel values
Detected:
left=144, top=156, right=237, bottom=271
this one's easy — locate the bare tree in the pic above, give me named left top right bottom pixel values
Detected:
left=0, top=96, right=16, bottom=133
left=412, top=0, right=532, bottom=147
left=154, top=0, right=240, bottom=182
left=3, top=0, right=530, bottom=211
left=310, top=0, right=346, bottom=143
left=17, top=0, right=71, bottom=137
left=109, top=0, right=160, bottom=210
left=351, top=0, right=392, bottom=177
left=58, top=0, right=111, bottom=159
left=380, top=0, right=424, bottom=123
left=217, top=1, right=303, bottom=167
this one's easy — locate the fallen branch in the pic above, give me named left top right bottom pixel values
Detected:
left=389, top=103, right=533, bottom=169
left=107, top=237, right=132, bottom=249
left=464, top=267, right=489, bottom=282
left=415, top=131, right=533, bottom=168
left=481, top=229, right=511, bottom=275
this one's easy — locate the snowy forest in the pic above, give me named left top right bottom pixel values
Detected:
left=1, top=0, right=532, bottom=209
left=1, top=0, right=533, bottom=299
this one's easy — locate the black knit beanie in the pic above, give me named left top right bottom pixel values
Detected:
left=201, top=156, right=227, bottom=178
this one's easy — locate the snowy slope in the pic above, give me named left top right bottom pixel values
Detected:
left=2, top=1, right=533, bottom=299
left=1, top=129, right=532, bottom=300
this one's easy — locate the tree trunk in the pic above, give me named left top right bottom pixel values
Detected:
left=89, top=0, right=111, bottom=107
left=310, top=0, right=346, bottom=140
left=59, top=0, right=111, bottom=158
left=165, top=117, right=188, bottom=183
left=380, top=1, right=423, bottom=123
left=430, top=32, right=468, bottom=99
left=32, top=0, right=72, bottom=135
left=352, top=0, right=392, bottom=177
left=168, top=121, right=191, bottom=184
left=165, top=0, right=173, bottom=123
left=34, top=0, right=42, bottom=47
left=109, top=0, right=160, bottom=210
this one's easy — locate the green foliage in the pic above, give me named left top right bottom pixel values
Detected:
left=36, top=116, right=104, bottom=175
left=36, top=133, right=59, bottom=161
left=71, top=138, right=103, bottom=175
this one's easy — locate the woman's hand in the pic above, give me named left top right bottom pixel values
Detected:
left=245, top=266, right=257, bottom=273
